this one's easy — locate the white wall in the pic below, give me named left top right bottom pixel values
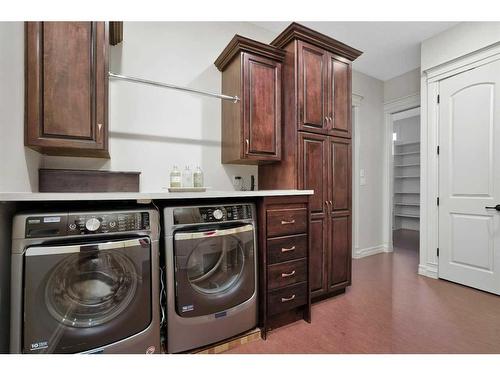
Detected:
left=0, top=22, right=41, bottom=192
left=42, top=22, right=277, bottom=192
left=421, top=22, right=500, bottom=71
left=384, top=68, right=420, bottom=103
left=0, top=22, right=276, bottom=193
left=352, top=71, right=385, bottom=253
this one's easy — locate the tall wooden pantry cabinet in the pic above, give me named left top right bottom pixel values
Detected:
left=259, top=23, right=362, bottom=300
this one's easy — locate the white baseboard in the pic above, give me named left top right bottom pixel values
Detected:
left=418, top=263, right=438, bottom=279
left=352, top=244, right=391, bottom=259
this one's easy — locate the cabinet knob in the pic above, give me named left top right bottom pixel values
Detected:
left=97, top=123, right=103, bottom=132
left=281, top=219, right=295, bottom=225
left=245, top=139, right=249, bottom=153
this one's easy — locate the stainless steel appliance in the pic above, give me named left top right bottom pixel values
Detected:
left=164, top=203, right=258, bottom=353
left=10, top=208, right=161, bottom=354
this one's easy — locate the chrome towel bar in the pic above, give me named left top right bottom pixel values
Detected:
left=108, top=72, right=240, bottom=103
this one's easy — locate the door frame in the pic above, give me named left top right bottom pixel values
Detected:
left=352, top=93, right=363, bottom=257
left=420, top=42, right=500, bottom=279
left=383, top=94, right=421, bottom=253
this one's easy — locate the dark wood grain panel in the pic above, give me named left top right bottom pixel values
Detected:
left=267, top=208, right=308, bottom=237
left=244, top=53, right=281, bottom=158
left=25, top=22, right=109, bottom=158
left=258, top=42, right=299, bottom=189
left=298, top=132, right=328, bottom=214
left=267, top=234, right=307, bottom=264
left=330, top=58, right=351, bottom=138
left=268, top=258, right=307, bottom=290
left=267, top=282, right=308, bottom=316
left=329, top=215, right=351, bottom=287
left=217, top=36, right=283, bottom=165
left=298, top=41, right=327, bottom=133
left=38, top=169, right=140, bottom=192
left=310, top=216, right=327, bottom=297
left=330, top=137, right=351, bottom=211
left=43, top=22, right=93, bottom=139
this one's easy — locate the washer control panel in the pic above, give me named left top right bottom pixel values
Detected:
left=25, top=211, right=150, bottom=238
left=173, top=204, right=253, bottom=224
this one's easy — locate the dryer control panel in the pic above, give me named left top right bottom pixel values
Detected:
left=174, top=204, right=253, bottom=225
left=25, top=212, right=150, bottom=238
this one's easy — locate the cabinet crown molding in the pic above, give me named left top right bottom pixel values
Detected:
left=271, top=22, right=363, bottom=62
left=214, top=34, right=285, bottom=71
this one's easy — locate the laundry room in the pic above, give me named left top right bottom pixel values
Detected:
left=2, top=1, right=500, bottom=374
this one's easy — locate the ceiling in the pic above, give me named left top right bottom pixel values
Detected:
left=251, top=22, right=459, bottom=81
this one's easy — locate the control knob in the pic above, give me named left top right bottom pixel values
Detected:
left=213, top=209, right=224, bottom=220
left=85, top=218, right=101, bottom=232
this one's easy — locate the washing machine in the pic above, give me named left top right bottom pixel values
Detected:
left=163, top=203, right=258, bottom=353
left=10, top=208, right=161, bottom=354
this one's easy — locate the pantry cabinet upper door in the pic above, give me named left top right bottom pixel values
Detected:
left=25, top=22, right=109, bottom=158
left=242, top=53, right=281, bottom=161
left=328, top=56, right=351, bottom=139
left=297, top=41, right=329, bottom=134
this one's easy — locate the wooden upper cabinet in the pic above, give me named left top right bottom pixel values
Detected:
left=25, top=22, right=109, bottom=158
left=215, top=35, right=285, bottom=164
left=329, top=57, right=352, bottom=138
left=297, top=41, right=328, bottom=134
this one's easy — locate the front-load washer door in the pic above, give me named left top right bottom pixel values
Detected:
left=174, top=224, right=255, bottom=317
left=23, top=237, right=152, bottom=353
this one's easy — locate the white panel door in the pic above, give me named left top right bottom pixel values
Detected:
left=439, top=59, right=500, bottom=294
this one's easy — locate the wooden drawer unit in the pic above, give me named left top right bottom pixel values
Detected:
left=267, top=234, right=308, bottom=264
left=258, top=195, right=311, bottom=339
left=267, top=208, right=307, bottom=237
left=267, top=258, right=307, bottom=289
left=267, top=282, right=308, bottom=316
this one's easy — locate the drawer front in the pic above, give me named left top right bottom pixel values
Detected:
left=267, top=234, right=307, bottom=264
left=267, top=208, right=307, bottom=237
left=267, top=282, right=308, bottom=316
left=267, top=259, right=307, bottom=290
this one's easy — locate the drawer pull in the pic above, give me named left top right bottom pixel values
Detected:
left=281, top=270, right=296, bottom=278
left=281, top=245, right=296, bottom=253
left=281, top=294, right=296, bottom=302
left=281, top=219, right=295, bottom=225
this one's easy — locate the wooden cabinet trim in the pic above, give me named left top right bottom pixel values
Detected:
left=270, top=22, right=363, bottom=62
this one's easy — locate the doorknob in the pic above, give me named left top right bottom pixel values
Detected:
left=485, top=204, right=500, bottom=211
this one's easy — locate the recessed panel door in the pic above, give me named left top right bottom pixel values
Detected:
left=297, top=41, right=329, bottom=134
left=438, top=59, right=500, bottom=295
left=243, top=53, right=281, bottom=161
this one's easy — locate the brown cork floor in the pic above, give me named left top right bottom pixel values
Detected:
left=227, top=230, right=500, bottom=353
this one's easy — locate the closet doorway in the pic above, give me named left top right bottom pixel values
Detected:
left=391, top=107, right=420, bottom=253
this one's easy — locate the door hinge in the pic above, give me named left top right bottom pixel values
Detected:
left=437, top=197, right=440, bottom=206
left=437, top=145, right=440, bottom=155
left=437, top=248, right=440, bottom=257
left=437, top=94, right=440, bottom=104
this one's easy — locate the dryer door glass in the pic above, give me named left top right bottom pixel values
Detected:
left=186, top=232, right=245, bottom=294
left=174, top=224, right=256, bottom=317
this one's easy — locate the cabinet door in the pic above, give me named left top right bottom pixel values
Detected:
left=242, top=53, right=281, bottom=161
left=328, top=56, right=352, bottom=138
left=328, top=137, right=352, bottom=290
left=25, top=22, right=109, bottom=158
left=298, top=132, right=329, bottom=296
left=329, top=214, right=351, bottom=288
left=297, top=41, right=329, bottom=134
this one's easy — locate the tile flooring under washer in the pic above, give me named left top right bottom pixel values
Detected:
left=227, top=230, right=500, bottom=353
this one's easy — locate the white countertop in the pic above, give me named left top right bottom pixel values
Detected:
left=0, top=189, right=313, bottom=202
